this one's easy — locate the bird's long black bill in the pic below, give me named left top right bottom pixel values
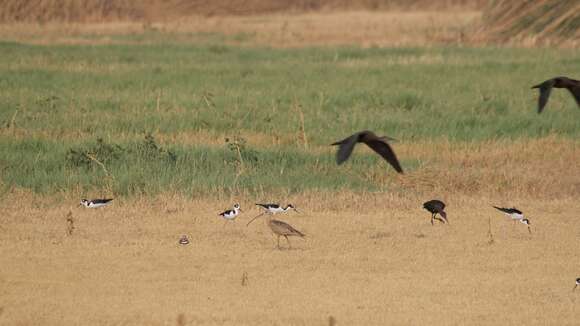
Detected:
left=246, top=212, right=265, bottom=226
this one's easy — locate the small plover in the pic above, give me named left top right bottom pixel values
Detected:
left=179, top=235, right=190, bottom=245
left=574, top=278, right=580, bottom=291
left=331, top=130, right=403, bottom=174
left=219, top=204, right=241, bottom=226
left=423, top=199, right=448, bottom=225
left=80, top=198, right=113, bottom=208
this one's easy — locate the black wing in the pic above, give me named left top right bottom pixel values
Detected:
left=93, top=198, right=113, bottom=204
left=493, top=206, right=521, bottom=214
left=365, top=140, right=404, bottom=174
left=331, top=133, right=360, bottom=165
left=256, top=203, right=279, bottom=209
left=565, top=85, right=580, bottom=107
left=219, top=209, right=233, bottom=216
left=532, top=79, right=555, bottom=113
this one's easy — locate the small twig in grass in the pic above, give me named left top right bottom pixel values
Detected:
left=66, top=211, right=74, bottom=236
left=487, top=215, right=495, bottom=244
left=241, top=271, right=248, bottom=286
left=328, top=316, right=336, bottom=326
left=85, top=153, right=116, bottom=194
left=156, top=90, right=161, bottom=112
left=8, top=108, right=18, bottom=131
left=85, top=153, right=110, bottom=176
left=176, top=313, right=186, bottom=326
left=202, top=91, right=215, bottom=108
left=293, top=99, right=308, bottom=149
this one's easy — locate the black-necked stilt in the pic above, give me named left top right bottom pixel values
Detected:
left=493, top=206, right=533, bottom=233
left=331, top=130, right=403, bottom=174
left=492, top=206, right=524, bottom=223
left=257, top=203, right=299, bottom=214
left=219, top=203, right=241, bottom=226
left=532, top=76, right=580, bottom=113
left=574, top=278, right=580, bottom=291
left=423, top=199, right=448, bottom=225
left=179, top=235, right=190, bottom=245
left=80, top=198, right=113, bottom=208
left=246, top=203, right=299, bottom=226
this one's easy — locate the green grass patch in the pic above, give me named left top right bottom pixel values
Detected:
left=0, top=40, right=578, bottom=195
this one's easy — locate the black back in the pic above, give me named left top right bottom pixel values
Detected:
left=92, top=198, right=113, bottom=204
left=492, top=206, right=522, bottom=215
left=256, top=203, right=280, bottom=209
left=423, top=200, right=445, bottom=214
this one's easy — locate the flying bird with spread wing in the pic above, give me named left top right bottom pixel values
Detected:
left=531, top=76, right=580, bottom=113
left=331, top=130, right=403, bottom=174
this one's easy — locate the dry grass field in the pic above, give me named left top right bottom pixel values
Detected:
left=1, top=139, right=579, bottom=325
left=0, top=10, right=480, bottom=47
left=0, top=2, right=579, bottom=325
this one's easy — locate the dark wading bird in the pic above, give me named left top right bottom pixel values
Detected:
left=331, top=130, right=403, bottom=174
left=423, top=200, right=448, bottom=225
left=532, top=76, right=580, bottom=113
left=247, top=215, right=305, bottom=250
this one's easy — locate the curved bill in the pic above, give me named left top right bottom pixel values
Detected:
left=246, top=212, right=265, bottom=226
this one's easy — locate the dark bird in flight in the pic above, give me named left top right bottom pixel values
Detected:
left=423, top=200, right=448, bottom=225
left=532, top=76, right=580, bottom=113
left=331, top=130, right=403, bottom=173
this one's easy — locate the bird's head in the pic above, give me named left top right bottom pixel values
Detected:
left=233, top=203, right=241, bottom=211
left=80, top=199, right=89, bottom=206
left=286, top=204, right=299, bottom=213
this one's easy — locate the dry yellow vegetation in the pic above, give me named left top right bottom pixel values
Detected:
left=1, top=139, right=579, bottom=325
left=1, top=193, right=579, bottom=325
left=0, top=10, right=480, bottom=47
left=0, top=0, right=485, bottom=22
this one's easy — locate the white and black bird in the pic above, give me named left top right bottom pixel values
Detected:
left=219, top=203, right=241, bottom=226
left=80, top=198, right=113, bottom=208
left=331, top=130, right=403, bottom=174
left=493, top=206, right=532, bottom=233
left=423, top=199, right=448, bottom=225
left=247, top=203, right=299, bottom=226
left=179, top=235, right=190, bottom=245
left=256, top=203, right=299, bottom=214
left=492, top=206, right=524, bottom=223
left=574, top=278, right=580, bottom=291
left=532, top=76, right=580, bottom=113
